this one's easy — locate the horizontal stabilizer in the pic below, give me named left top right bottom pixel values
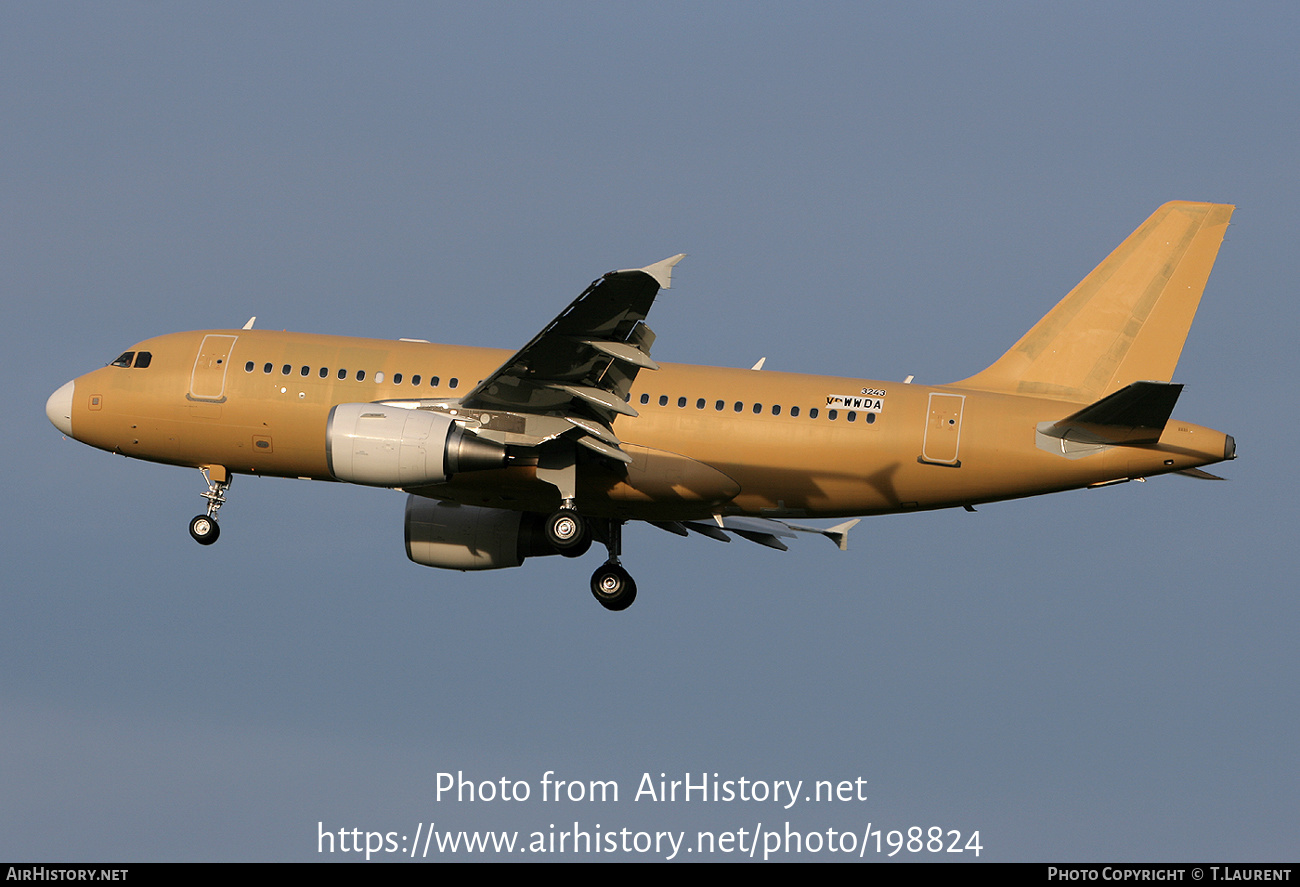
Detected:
left=1045, top=381, right=1182, bottom=445
left=1176, top=467, right=1226, bottom=480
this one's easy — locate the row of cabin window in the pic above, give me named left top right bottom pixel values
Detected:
left=636, top=392, right=877, bottom=423
left=244, top=360, right=459, bottom=389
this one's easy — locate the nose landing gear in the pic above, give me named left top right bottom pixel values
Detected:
left=189, top=466, right=230, bottom=546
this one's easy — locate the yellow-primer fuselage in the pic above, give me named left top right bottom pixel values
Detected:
left=62, top=327, right=1232, bottom=521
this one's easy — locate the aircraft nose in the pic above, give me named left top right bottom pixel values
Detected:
left=46, top=380, right=75, bottom=435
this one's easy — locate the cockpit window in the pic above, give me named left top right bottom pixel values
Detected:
left=110, top=352, right=135, bottom=367
left=134, top=351, right=152, bottom=368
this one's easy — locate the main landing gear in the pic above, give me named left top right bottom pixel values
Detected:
left=189, top=467, right=230, bottom=546
left=545, top=505, right=590, bottom=557
left=588, top=519, right=636, bottom=611
left=541, top=486, right=636, bottom=609
left=591, top=562, right=636, bottom=611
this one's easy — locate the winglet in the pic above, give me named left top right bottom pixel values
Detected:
left=823, top=518, right=860, bottom=551
left=242, top=316, right=256, bottom=330
left=781, top=517, right=861, bottom=551
left=636, top=254, right=686, bottom=290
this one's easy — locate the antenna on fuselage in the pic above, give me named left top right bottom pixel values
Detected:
left=242, top=317, right=256, bottom=330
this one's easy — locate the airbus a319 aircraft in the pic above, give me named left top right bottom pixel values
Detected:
left=46, top=202, right=1236, bottom=610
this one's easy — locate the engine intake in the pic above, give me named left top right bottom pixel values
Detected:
left=326, top=403, right=506, bottom=487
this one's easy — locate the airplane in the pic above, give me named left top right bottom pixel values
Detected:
left=45, top=201, right=1236, bottom=611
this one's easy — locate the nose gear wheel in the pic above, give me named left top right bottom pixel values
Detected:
left=189, top=467, right=231, bottom=546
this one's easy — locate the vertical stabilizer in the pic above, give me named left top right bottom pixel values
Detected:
left=955, top=201, right=1234, bottom=402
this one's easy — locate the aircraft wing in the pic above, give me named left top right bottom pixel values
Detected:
left=455, top=255, right=684, bottom=459
left=652, top=516, right=862, bottom=552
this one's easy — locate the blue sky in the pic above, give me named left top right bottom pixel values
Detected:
left=4, top=3, right=1296, bottom=861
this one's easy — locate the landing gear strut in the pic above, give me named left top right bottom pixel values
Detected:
left=189, top=466, right=230, bottom=546
left=590, top=519, right=636, bottom=611
left=537, top=447, right=635, bottom=609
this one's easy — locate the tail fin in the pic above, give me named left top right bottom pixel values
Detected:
left=955, top=201, right=1234, bottom=402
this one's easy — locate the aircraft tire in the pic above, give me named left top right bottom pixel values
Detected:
left=189, top=514, right=220, bottom=545
left=558, top=533, right=592, bottom=559
left=545, top=508, right=586, bottom=550
left=590, top=564, right=637, bottom=611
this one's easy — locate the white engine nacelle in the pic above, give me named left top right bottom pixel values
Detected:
left=404, top=497, right=560, bottom=570
left=326, top=403, right=506, bottom=487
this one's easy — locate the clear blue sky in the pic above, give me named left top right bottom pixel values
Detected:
left=4, top=3, right=1296, bottom=861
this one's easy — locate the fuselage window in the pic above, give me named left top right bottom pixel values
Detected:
left=790, top=406, right=800, bottom=417
left=772, top=404, right=781, bottom=415
left=393, top=373, right=403, bottom=385
left=659, top=395, right=668, bottom=406
left=866, top=412, right=876, bottom=424
left=375, top=372, right=385, bottom=383
left=696, top=398, right=705, bottom=410
left=411, top=374, right=421, bottom=386
left=449, top=378, right=459, bottom=389
left=734, top=401, right=743, bottom=412
left=245, top=361, right=254, bottom=372
left=678, top=396, right=687, bottom=408
left=430, top=376, right=440, bottom=387
left=753, top=403, right=762, bottom=414
left=281, top=364, right=291, bottom=375
left=829, top=410, right=838, bottom=420
left=338, top=368, right=347, bottom=380
left=132, top=352, right=151, bottom=368
left=319, top=367, right=328, bottom=378
left=356, top=370, right=366, bottom=381
left=263, top=363, right=273, bottom=374
left=300, top=366, right=310, bottom=377
left=640, top=393, right=650, bottom=405
left=111, top=352, right=134, bottom=368
left=809, top=408, right=819, bottom=419
left=847, top=411, right=856, bottom=422
left=715, top=400, right=725, bottom=411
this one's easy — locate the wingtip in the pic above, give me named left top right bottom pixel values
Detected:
left=639, top=253, right=686, bottom=289
left=826, top=518, right=861, bottom=551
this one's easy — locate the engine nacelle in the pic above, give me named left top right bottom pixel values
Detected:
left=405, top=497, right=560, bottom=570
left=326, top=403, right=506, bottom=487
